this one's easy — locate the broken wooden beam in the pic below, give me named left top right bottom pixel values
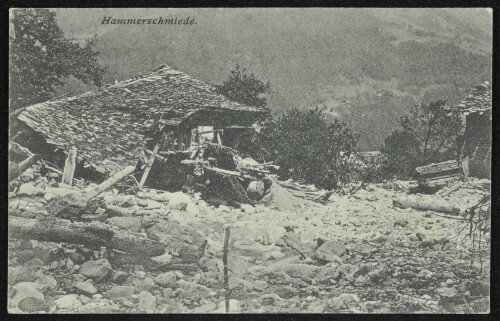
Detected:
left=9, top=154, right=40, bottom=182
left=393, top=197, right=461, bottom=215
left=9, top=216, right=166, bottom=257
left=87, top=165, right=137, bottom=199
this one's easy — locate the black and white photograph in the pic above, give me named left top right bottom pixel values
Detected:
left=7, top=7, right=492, bottom=314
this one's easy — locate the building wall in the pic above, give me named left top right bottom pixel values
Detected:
left=464, top=113, right=491, bottom=178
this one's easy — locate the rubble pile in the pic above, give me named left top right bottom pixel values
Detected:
left=8, top=161, right=490, bottom=314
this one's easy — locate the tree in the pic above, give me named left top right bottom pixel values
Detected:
left=9, top=9, right=106, bottom=111
left=216, top=64, right=271, bottom=108
left=260, top=108, right=359, bottom=190
left=383, top=100, right=463, bottom=177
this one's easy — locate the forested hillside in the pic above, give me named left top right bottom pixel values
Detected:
left=53, top=8, right=492, bottom=150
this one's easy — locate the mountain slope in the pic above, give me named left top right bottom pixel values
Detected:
left=53, top=8, right=492, bottom=150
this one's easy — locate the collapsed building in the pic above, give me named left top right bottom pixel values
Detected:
left=416, top=81, right=492, bottom=186
left=13, top=64, right=273, bottom=203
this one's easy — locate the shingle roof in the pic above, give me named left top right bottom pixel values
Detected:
left=447, top=81, right=492, bottom=116
left=17, top=64, right=268, bottom=174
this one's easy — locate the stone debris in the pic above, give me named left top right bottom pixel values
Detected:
left=7, top=162, right=490, bottom=313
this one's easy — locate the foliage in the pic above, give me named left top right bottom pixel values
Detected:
left=383, top=100, right=463, bottom=178
left=9, top=8, right=106, bottom=111
left=215, top=64, right=271, bottom=108
left=260, top=108, right=359, bottom=190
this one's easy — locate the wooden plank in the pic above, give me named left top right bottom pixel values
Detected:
left=139, top=142, right=160, bottom=188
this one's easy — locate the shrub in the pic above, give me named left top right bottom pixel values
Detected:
left=260, top=108, right=359, bottom=190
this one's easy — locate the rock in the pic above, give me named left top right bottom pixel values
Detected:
left=416, top=232, right=426, bottom=241
left=108, top=216, right=142, bottom=232
left=11, top=282, right=45, bottom=307
left=328, top=293, right=360, bottom=310
left=80, top=295, right=91, bottom=304
left=469, top=281, right=489, bottom=297
left=106, top=285, right=136, bottom=299
left=34, top=273, right=58, bottom=291
left=112, top=271, right=129, bottom=284
left=240, top=204, right=256, bottom=214
left=145, top=200, right=163, bottom=210
left=214, top=299, right=246, bottom=313
left=23, top=258, right=44, bottom=270
left=55, top=294, right=82, bottom=310
left=177, top=280, right=211, bottom=301
left=394, top=219, right=409, bottom=228
left=263, top=250, right=285, bottom=261
left=138, top=291, right=157, bottom=313
left=172, top=202, right=188, bottom=211
left=18, top=297, right=49, bottom=312
left=350, top=243, right=377, bottom=255
left=154, top=272, right=178, bottom=289
left=259, top=293, right=282, bottom=306
left=283, top=264, right=319, bottom=280
left=253, top=280, right=269, bottom=291
left=104, top=205, right=129, bottom=217
left=247, top=180, right=265, bottom=200
left=315, top=239, right=346, bottom=259
left=133, top=277, right=156, bottom=293
left=68, top=252, right=86, bottom=265
left=75, top=281, right=97, bottom=295
left=437, top=286, right=457, bottom=298
left=18, top=183, right=45, bottom=197
left=315, top=262, right=342, bottom=283
left=79, top=259, right=112, bottom=282
left=265, top=255, right=302, bottom=273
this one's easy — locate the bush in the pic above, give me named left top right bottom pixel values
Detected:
left=383, top=100, right=463, bottom=178
left=259, top=108, right=359, bottom=190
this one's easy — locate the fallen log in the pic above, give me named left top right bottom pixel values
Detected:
left=9, top=216, right=166, bottom=257
left=393, top=197, right=461, bottom=215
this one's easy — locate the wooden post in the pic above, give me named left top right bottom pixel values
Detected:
left=223, top=226, right=231, bottom=313
left=62, top=146, right=77, bottom=186
left=217, top=132, right=223, bottom=146
left=139, top=142, right=160, bottom=188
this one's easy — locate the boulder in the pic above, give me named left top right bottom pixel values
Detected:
left=11, top=282, right=45, bottom=307
left=247, top=180, right=265, bottom=200
left=18, top=297, right=49, bottom=313
left=328, top=293, right=360, bottom=310
left=75, top=281, right=97, bottom=296
left=112, top=271, right=129, bottom=284
left=154, top=272, right=178, bottom=289
left=106, top=285, right=136, bottom=300
left=23, top=258, right=44, bottom=270
left=253, top=280, right=269, bottom=292
left=437, top=287, right=457, bottom=298
left=138, top=291, right=157, bottom=313
left=283, top=264, right=319, bottom=280
left=79, top=259, right=112, bottom=282
left=133, top=277, right=156, bottom=293
left=55, top=294, right=82, bottom=310
left=315, top=262, right=342, bottom=283
left=313, top=240, right=345, bottom=263
left=108, top=216, right=142, bottom=232
left=105, top=205, right=129, bottom=217
left=18, top=183, right=45, bottom=197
